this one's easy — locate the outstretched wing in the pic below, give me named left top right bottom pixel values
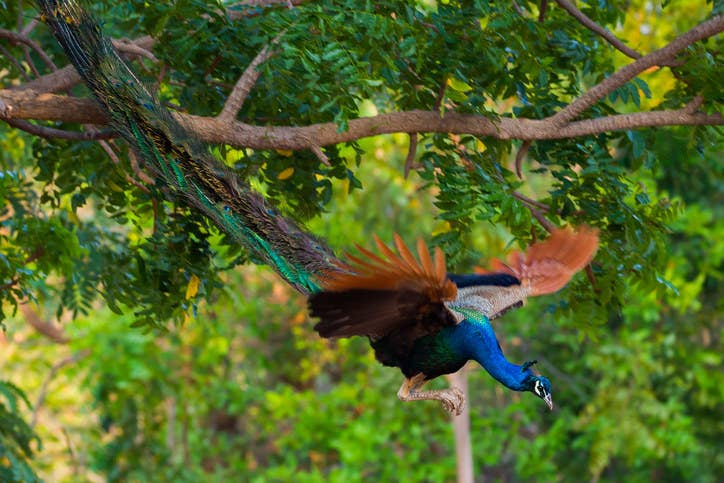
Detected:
left=310, top=234, right=457, bottom=339
left=447, top=226, right=599, bottom=320
left=484, top=225, right=600, bottom=297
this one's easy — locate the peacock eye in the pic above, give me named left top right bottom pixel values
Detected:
left=534, top=380, right=544, bottom=397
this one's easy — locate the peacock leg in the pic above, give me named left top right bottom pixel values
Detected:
left=397, top=373, right=466, bottom=416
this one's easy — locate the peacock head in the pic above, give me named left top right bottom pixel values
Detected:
left=521, top=360, right=553, bottom=410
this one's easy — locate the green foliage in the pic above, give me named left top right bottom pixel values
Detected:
left=0, top=0, right=722, bottom=481
left=0, top=382, right=40, bottom=483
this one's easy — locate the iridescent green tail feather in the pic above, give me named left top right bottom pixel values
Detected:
left=36, top=0, right=340, bottom=294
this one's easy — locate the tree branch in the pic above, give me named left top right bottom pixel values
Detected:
left=5, top=118, right=114, bottom=140
left=1, top=88, right=721, bottom=148
left=217, top=38, right=279, bottom=123
left=19, top=303, right=69, bottom=344
left=515, top=140, right=531, bottom=179
left=553, top=0, right=643, bottom=61
left=310, top=145, right=330, bottom=166
left=0, top=27, right=57, bottom=71
left=110, top=37, right=158, bottom=62
left=538, top=0, right=548, bottom=22
left=0, top=43, right=31, bottom=81
left=512, top=191, right=550, bottom=212
left=404, top=132, right=419, bottom=178
left=31, top=351, right=89, bottom=428
left=9, top=36, right=155, bottom=93
left=549, top=14, right=724, bottom=125
left=528, top=204, right=556, bottom=232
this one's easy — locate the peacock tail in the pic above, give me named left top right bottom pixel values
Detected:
left=36, top=0, right=341, bottom=294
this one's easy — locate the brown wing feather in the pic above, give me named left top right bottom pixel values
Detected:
left=319, top=234, right=457, bottom=301
left=486, top=225, right=599, bottom=296
left=311, top=234, right=457, bottom=340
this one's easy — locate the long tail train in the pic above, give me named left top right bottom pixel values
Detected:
left=35, top=0, right=341, bottom=294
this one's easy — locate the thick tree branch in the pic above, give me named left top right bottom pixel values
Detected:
left=549, top=14, right=724, bottom=125
left=554, top=0, right=643, bottom=61
left=2, top=14, right=719, bottom=151
left=1, top=88, right=721, bottom=148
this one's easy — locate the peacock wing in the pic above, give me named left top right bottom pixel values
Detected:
left=309, top=234, right=458, bottom=339
left=482, top=225, right=599, bottom=297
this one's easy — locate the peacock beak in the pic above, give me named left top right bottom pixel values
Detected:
left=544, top=393, right=554, bottom=411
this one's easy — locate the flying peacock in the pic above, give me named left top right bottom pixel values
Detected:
left=36, top=0, right=599, bottom=415
left=310, top=227, right=598, bottom=414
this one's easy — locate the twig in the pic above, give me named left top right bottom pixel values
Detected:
left=511, top=0, right=526, bottom=17
left=0, top=43, right=31, bottom=81
left=24, top=46, right=42, bottom=77
left=60, top=427, right=80, bottom=477
left=554, top=0, right=644, bottom=61
left=17, top=0, right=24, bottom=32
left=538, top=0, right=548, bottom=22
left=404, top=132, right=418, bottom=178
left=515, top=140, right=531, bottom=179
left=549, top=15, right=724, bottom=126
left=20, top=19, right=39, bottom=37
left=528, top=205, right=556, bottom=232
left=434, top=77, right=447, bottom=113
left=127, top=147, right=156, bottom=185
left=20, top=303, right=69, bottom=344
left=4, top=118, right=115, bottom=140
left=111, top=38, right=158, bottom=62
left=0, top=27, right=57, bottom=71
left=585, top=264, right=598, bottom=291
left=310, top=145, right=330, bottom=166
left=512, top=191, right=550, bottom=212
left=97, top=139, right=152, bottom=193
left=218, top=38, right=280, bottom=122
left=31, top=351, right=90, bottom=428
left=12, top=36, right=155, bottom=93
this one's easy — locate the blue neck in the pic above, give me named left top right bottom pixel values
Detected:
left=447, top=314, right=533, bottom=391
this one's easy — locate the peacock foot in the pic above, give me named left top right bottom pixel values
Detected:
left=397, top=375, right=466, bottom=417
left=438, top=387, right=466, bottom=416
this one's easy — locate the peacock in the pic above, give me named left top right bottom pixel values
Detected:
left=310, top=227, right=598, bottom=415
left=36, top=0, right=599, bottom=416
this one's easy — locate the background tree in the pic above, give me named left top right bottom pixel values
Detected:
left=0, top=0, right=722, bottom=481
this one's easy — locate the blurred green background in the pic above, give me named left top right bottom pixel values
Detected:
left=1, top=0, right=722, bottom=481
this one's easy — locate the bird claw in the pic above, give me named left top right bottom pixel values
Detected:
left=440, top=387, right=466, bottom=416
